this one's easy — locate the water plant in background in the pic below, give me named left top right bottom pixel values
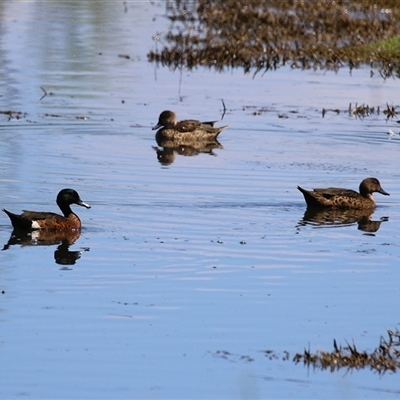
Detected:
left=294, top=329, right=400, bottom=374
left=148, top=0, right=400, bottom=77
left=215, top=329, right=400, bottom=374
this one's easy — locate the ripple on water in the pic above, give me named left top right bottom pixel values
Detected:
left=1, top=2, right=400, bottom=399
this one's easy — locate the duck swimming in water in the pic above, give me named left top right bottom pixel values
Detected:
left=3, top=188, right=90, bottom=231
left=297, top=177, right=389, bottom=209
left=152, top=110, right=228, bottom=143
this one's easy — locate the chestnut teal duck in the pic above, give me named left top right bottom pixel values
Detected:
left=297, top=177, right=389, bottom=209
left=3, top=188, right=91, bottom=231
left=152, top=110, right=228, bottom=143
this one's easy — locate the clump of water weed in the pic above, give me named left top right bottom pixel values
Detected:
left=294, top=329, right=400, bottom=373
left=149, top=0, right=400, bottom=77
left=321, top=102, right=399, bottom=120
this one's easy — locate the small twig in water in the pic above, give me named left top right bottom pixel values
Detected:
left=39, top=87, right=47, bottom=101
left=221, top=99, right=226, bottom=120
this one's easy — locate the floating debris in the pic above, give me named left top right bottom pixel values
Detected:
left=0, top=110, right=26, bottom=121
left=388, top=128, right=396, bottom=137
left=322, top=108, right=340, bottom=117
left=210, top=350, right=254, bottom=363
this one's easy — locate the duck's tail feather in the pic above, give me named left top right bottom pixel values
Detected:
left=3, top=209, right=32, bottom=230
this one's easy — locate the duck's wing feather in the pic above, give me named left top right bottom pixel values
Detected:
left=200, top=120, right=218, bottom=126
left=313, top=188, right=359, bottom=199
left=175, top=119, right=219, bottom=133
left=175, top=119, right=202, bottom=132
left=197, top=122, right=222, bottom=133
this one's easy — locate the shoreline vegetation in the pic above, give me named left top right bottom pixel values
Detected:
left=148, top=0, right=400, bottom=78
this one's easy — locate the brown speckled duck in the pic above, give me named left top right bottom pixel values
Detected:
left=3, top=188, right=91, bottom=231
left=297, top=177, right=389, bottom=209
left=152, top=110, right=228, bottom=143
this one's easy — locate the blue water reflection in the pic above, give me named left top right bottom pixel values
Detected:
left=1, top=1, right=400, bottom=399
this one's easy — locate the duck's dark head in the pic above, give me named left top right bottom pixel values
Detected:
left=152, top=110, right=177, bottom=130
left=57, top=189, right=91, bottom=209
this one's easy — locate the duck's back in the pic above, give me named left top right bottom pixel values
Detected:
left=175, top=119, right=219, bottom=133
left=20, top=210, right=62, bottom=220
left=313, top=187, right=359, bottom=199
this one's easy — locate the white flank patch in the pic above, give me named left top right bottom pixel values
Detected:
left=31, top=220, right=41, bottom=229
left=31, top=230, right=40, bottom=241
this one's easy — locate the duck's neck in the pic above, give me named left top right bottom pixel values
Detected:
left=359, top=189, right=374, bottom=201
left=58, top=203, right=73, bottom=217
left=359, top=186, right=369, bottom=198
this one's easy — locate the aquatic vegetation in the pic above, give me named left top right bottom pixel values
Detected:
left=321, top=102, right=399, bottom=121
left=149, top=0, right=400, bottom=77
left=294, top=329, right=400, bottom=374
left=213, top=329, right=400, bottom=373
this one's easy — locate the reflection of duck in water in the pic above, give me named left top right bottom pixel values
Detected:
left=152, top=110, right=228, bottom=144
left=152, top=140, right=223, bottom=166
left=3, top=188, right=90, bottom=230
left=299, top=207, right=388, bottom=233
left=2, top=229, right=89, bottom=266
left=297, top=178, right=389, bottom=209
left=3, top=229, right=81, bottom=249
left=54, top=240, right=89, bottom=267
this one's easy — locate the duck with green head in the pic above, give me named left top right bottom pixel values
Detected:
left=3, top=188, right=91, bottom=231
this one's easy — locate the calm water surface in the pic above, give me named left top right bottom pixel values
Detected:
left=1, top=2, right=400, bottom=399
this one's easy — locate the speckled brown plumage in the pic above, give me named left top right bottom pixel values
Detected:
left=152, top=110, right=228, bottom=142
left=3, top=188, right=90, bottom=231
left=297, top=177, right=389, bottom=209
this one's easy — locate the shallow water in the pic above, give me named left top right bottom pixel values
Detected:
left=1, top=2, right=400, bottom=399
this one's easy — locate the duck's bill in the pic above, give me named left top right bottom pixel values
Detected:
left=152, top=123, right=162, bottom=130
left=379, top=189, right=390, bottom=196
left=78, top=201, right=91, bottom=209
